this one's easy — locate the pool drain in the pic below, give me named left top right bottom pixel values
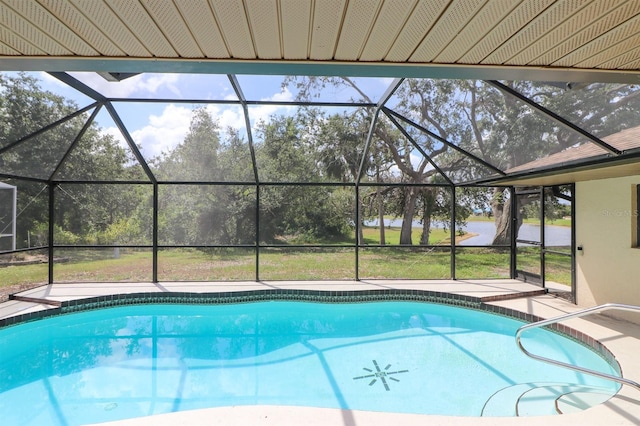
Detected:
left=353, top=360, right=408, bottom=391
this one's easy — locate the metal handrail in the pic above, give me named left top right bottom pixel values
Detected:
left=515, top=303, right=640, bottom=392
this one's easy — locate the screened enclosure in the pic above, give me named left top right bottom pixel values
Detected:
left=0, top=182, right=16, bottom=252
left=5, top=71, right=638, bottom=292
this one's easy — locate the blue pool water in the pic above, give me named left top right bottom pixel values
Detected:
left=0, top=301, right=620, bottom=425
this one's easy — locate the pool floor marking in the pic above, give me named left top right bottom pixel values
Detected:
left=353, top=360, right=409, bottom=391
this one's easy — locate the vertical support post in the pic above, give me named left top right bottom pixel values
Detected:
left=540, top=186, right=546, bottom=288
left=637, top=184, right=640, bottom=248
left=153, top=183, right=158, bottom=283
left=11, top=185, right=16, bottom=251
left=256, top=184, right=260, bottom=281
left=48, top=183, right=55, bottom=284
left=355, top=185, right=360, bottom=281
left=450, top=186, right=456, bottom=280
left=510, top=186, right=517, bottom=279
left=571, top=183, right=577, bottom=304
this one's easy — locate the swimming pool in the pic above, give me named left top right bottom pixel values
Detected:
left=0, top=299, right=620, bottom=425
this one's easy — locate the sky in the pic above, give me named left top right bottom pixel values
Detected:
left=26, top=72, right=396, bottom=162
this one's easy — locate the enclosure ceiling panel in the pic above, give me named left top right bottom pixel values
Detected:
left=245, top=0, right=281, bottom=60
left=481, top=0, right=588, bottom=65
left=139, top=0, right=202, bottom=58
left=547, top=1, right=640, bottom=66
left=68, top=0, right=151, bottom=57
left=577, top=28, right=640, bottom=69
left=309, top=0, right=345, bottom=60
left=0, top=23, right=44, bottom=55
left=1, top=0, right=640, bottom=82
left=280, top=0, right=311, bottom=60
left=36, top=0, right=125, bottom=56
left=409, top=0, right=487, bottom=63
left=108, top=0, right=177, bottom=57
left=211, top=0, right=255, bottom=59
left=3, top=0, right=97, bottom=56
left=434, top=0, right=521, bottom=63
left=554, top=10, right=640, bottom=68
left=359, top=0, right=415, bottom=61
left=506, top=0, right=630, bottom=66
left=0, top=1, right=70, bottom=55
left=334, top=0, right=381, bottom=61
left=173, top=1, right=229, bottom=58
left=384, top=0, right=447, bottom=62
left=457, top=0, right=555, bottom=65
left=0, top=38, right=19, bottom=55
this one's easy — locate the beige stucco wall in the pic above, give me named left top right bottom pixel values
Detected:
left=575, top=176, right=640, bottom=315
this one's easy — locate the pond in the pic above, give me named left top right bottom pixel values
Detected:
left=365, top=219, right=571, bottom=246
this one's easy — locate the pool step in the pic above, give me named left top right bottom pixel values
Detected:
left=516, top=384, right=613, bottom=416
left=482, top=383, right=537, bottom=416
left=555, top=390, right=614, bottom=414
left=481, top=382, right=616, bottom=417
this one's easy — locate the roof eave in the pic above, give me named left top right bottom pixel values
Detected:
left=3, top=57, right=640, bottom=84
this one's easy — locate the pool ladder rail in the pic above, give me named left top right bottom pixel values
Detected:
left=515, top=303, right=640, bottom=392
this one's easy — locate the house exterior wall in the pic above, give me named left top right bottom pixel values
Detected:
left=575, top=175, right=640, bottom=321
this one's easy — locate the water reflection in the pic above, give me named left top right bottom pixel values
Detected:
left=0, top=302, right=617, bottom=425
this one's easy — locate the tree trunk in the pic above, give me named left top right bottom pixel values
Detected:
left=357, top=198, right=365, bottom=245
left=420, top=214, right=431, bottom=245
left=400, top=187, right=418, bottom=245
left=492, top=187, right=529, bottom=245
left=420, top=190, right=433, bottom=245
left=491, top=187, right=511, bottom=245
left=377, top=186, right=385, bottom=245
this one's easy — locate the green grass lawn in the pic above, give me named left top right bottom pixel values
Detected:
left=0, top=226, right=572, bottom=293
left=361, top=225, right=460, bottom=245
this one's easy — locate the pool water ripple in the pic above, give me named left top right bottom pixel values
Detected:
left=0, top=301, right=620, bottom=425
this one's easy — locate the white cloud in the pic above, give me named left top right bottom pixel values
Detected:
left=207, top=87, right=295, bottom=136
left=102, top=103, right=240, bottom=161
left=67, top=72, right=181, bottom=98
left=99, top=86, right=296, bottom=160
left=205, top=104, right=244, bottom=131
left=137, top=74, right=181, bottom=96
left=247, top=86, right=295, bottom=128
left=132, top=104, right=192, bottom=159
left=100, top=104, right=191, bottom=160
left=101, top=126, right=127, bottom=148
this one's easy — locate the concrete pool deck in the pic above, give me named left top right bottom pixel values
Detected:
left=1, top=279, right=639, bottom=425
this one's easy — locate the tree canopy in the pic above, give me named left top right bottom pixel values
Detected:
left=2, top=73, right=639, bottom=252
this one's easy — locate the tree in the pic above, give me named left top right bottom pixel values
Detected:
left=155, top=107, right=230, bottom=245
left=286, top=77, right=455, bottom=245
left=0, top=73, right=80, bottom=245
left=156, top=107, right=221, bottom=181
left=52, top=125, right=144, bottom=243
left=217, top=127, right=257, bottom=244
left=302, top=107, right=372, bottom=242
left=255, top=114, right=353, bottom=242
left=284, top=77, right=640, bottom=247
left=0, top=73, right=139, bottom=247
